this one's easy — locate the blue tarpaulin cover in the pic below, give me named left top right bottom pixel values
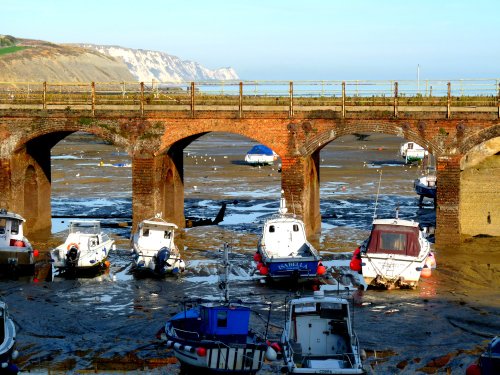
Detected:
left=247, top=145, right=274, bottom=155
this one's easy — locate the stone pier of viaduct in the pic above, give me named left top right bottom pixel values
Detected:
left=0, top=107, right=499, bottom=244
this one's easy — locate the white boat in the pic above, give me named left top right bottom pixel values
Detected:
left=244, top=145, right=278, bottom=165
left=400, top=142, right=427, bottom=164
left=254, top=194, right=323, bottom=281
left=130, top=215, right=185, bottom=276
left=350, top=209, right=435, bottom=289
left=0, top=208, right=37, bottom=276
left=51, top=220, right=115, bottom=275
left=414, top=174, right=437, bottom=207
left=0, top=301, right=19, bottom=374
left=158, top=244, right=273, bottom=374
left=281, top=290, right=365, bottom=374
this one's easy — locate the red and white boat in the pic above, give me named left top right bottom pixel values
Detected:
left=350, top=209, right=435, bottom=289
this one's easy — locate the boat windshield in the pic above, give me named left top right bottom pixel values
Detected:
left=69, top=221, right=101, bottom=235
left=367, top=224, right=420, bottom=256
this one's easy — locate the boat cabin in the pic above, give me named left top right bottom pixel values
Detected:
left=366, top=223, right=421, bottom=256
left=137, top=221, right=176, bottom=247
left=263, top=219, right=311, bottom=257
left=170, top=304, right=251, bottom=343
left=0, top=210, right=27, bottom=247
left=288, top=296, right=353, bottom=361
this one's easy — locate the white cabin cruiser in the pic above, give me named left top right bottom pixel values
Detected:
left=0, top=208, right=37, bottom=276
left=400, top=142, right=427, bottom=164
left=281, top=290, right=365, bottom=374
left=130, top=215, right=185, bottom=276
left=350, top=210, right=434, bottom=289
left=254, top=194, right=323, bottom=281
left=51, top=220, right=115, bottom=275
left=0, top=301, right=19, bottom=374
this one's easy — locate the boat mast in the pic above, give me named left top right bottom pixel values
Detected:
left=373, top=170, right=383, bottom=219
left=219, top=242, right=231, bottom=302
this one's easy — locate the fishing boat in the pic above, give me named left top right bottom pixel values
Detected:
left=51, top=220, right=115, bottom=276
left=0, top=208, right=37, bottom=276
left=350, top=208, right=435, bottom=289
left=130, top=214, right=185, bottom=276
left=0, top=301, right=19, bottom=374
left=414, top=174, right=437, bottom=207
left=157, top=244, right=275, bottom=374
left=281, top=290, right=365, bottom=374
left=244, top=145, right=278, bottom=165
left=400, top=142, right=427, bottom=164
left=254, top=194, right=323, bottom=281
left=466, top=336, right=499, bottom=375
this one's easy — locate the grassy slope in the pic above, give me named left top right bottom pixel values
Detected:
left=0, top=46, right=27, bottom=56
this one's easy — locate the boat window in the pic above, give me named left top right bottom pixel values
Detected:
left=143, top=229, right=149, bottom=237
left=164, top=231, right=171, bottom=239
left=217, top=310, right=227, bottom=327
left=269, top=225, right=275, bottom=233
left=380, top=232, right=407, bottom=252
left=0, top=218, right=5, bottom=234
left=11, top=220, right=20, bottom=235
left=293, top=224, right=299, bottom=232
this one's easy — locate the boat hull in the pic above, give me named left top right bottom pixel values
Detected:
left=51, top=240, right=113, bottom=276
left=132, top=254, right=185, bottom=277
left=0, top=247, right=35, bottom=276
left=361, top=254, right=428, bottom=289
left=264, top=258, right=319, bottom=279
left=164, top=336, right=267, bottom=374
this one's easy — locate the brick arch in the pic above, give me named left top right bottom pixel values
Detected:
left=459, top=123, right=500, bottom=155
left=298, top=122, right=443, bottom=157
left=12, top=123, right=131, bottom=155
left=157, top=128, right=283, bottom=158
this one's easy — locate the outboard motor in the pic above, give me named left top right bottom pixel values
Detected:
left=66, top=246, right=79, bottom=268
left=154, top=247, right=171, bottom=274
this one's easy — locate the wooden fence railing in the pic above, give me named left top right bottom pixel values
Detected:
left=0, top=79, right=499, bottom=118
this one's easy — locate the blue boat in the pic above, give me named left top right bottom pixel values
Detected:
left=467, top=336, right=499, bottom=375
left=254, top=194, right=323, bottom=281
left=158, top=244, right=275, bottom=374
left=244, top=145, right=277, bottom=165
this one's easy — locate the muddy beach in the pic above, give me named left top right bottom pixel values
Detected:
left=1, top=132, right=499, bottom=374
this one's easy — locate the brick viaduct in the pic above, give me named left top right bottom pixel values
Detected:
left=0, top=107, right=499, bottom=244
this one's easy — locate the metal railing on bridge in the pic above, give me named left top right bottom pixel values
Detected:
left=0, top=79, right=499, bottom=118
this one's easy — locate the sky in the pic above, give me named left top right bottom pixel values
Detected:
left=1, top=0, right=499, bottom=80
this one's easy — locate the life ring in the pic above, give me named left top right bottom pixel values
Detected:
left=67, top=242, right=79, bottom=251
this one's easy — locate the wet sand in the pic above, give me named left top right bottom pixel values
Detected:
left=1, top=132, right=499, bottom=374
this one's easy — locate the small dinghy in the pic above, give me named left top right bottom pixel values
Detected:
left=281, top=290, right=365, bottom=374
left=51, top=220, right=115, bottom=276
left=0, top=208, right=37, bottom=277
left=254, top=193, right=323, bottom=281
left=466, top=336, right=499, bottom=375
left=244, top=145, right=278, bottom=165
left=350, top=208, right=435, bottom=289
left=130, top=214, right=185, bottom=277
left=0, top=301, right=19, bottom=374
left=400, top=142, right=427, bottom=164
left=157, top=244, right=274, bottom=374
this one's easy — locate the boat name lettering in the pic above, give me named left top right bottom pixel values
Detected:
left=277, top=262, right=308, bottom=271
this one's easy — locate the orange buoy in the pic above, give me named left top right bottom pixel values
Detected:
left=465, top=364, right=481, bottom=375
left=14, top=240, right=25, bottom=247
left=104, top=260, right=111, bottom=268
left=253, top=252, right=262, bottom=262
left=256, top=262, right=263, bottom=270
left=33, top=249, right=39, bottom=257
left=420, top=265, right=432, bottom=278
left=259, top=266, right=269, bottom=275
left=317, top=265, right=326, bottom=275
